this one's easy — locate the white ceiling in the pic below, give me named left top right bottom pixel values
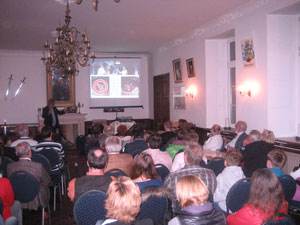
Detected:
left=0, top=0, right=253, bottom=53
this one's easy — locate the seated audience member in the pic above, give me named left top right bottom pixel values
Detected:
left=104, top=136, right=133, bottom=176
left=102, top=125, right=114, bottom=138
left=171, top=133, right=200, bottom=172
left=164, top=143, right=216, bottom=211
left=161, top=121, right=176, bottom=147
left=121, top=126, right=148, bottom=157
left=290, top=166, right=300, bottom=202
left=203, top=124, right=223, bottom=151
left=262, top=129, right=276, bottom=144
left=168, top=175, right=226, bottom=225
left=227, top=168, right=288, bottom=225
left=225, top=121, right=248, bottom=151
left=11, top=124, right=38, bottom=150
left=213, top=149, right=245, bottom=212
left=0, top=178, right=22, bottom=225
left=178, top=119, right=188, bottom=130
left=144, top=134, right=172, bottom=171
left=2, top=135, right=18, bottom=161
left=68, top=148, right=113, bottom=202
left=131, top=153, right=163, bottom=191
left=35, top=126, right=65, bottom=172
left=242, top=130, right=274, bottom=177
left=7, top=142, right=51, bottom=210
left=266, top=149, right=287, bottom=177
left=96, top=176, right=153, bottom=225
left=167, top=130, right=199, bottom=160
left=116, top=124, right=131, bottom=148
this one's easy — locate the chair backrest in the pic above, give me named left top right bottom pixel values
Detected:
left=206, top=157, right=225, bottom=176
left=279, top=174, right=297, bottom=206
left=73, top=190, right=107, bottom=225
left=226, top=178, right=251, bottom=214
left=155, top=164, right=170, bottom=182
left=138, top=195, right=168, bottom=224
left=262, top=214, right=296, bottom=225
left=38, top=148, right=60, bottom=170
left=9, top=171, right=39, bottom=203
left=0, top=156, right=13, bottom=177
left=31, top=154, right=51, bottom=175
left=104, top=168, right=127, bottom=178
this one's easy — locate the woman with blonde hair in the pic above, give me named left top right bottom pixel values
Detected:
left=262, top=129, right=275, bottom=144
left=227, top=168, right=288, bottom=225
left=131, top=153, right=163, bottom=190
left=98, top=176, right=153, bottom=225
left=168, top=175, right=226, bottom=225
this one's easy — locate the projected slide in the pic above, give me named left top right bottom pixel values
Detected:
left=90, top=59, right=140, bottom=99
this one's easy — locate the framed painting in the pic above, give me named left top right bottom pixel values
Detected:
left=186, top=58, right=195, bottom=78
left=172, top=58, right=182, bottom=83
left=46, top=63, right=75, bottom=107
left=241, top=38, right=256, bottom=68
left=173, top=86, right=185, bottom=109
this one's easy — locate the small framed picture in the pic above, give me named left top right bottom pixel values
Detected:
left=186, top=58, right=195, bottom=78
left=172, top=58, right=182, bottom=83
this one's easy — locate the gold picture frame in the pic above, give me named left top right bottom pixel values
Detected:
left=46, top=63, right=75, bottom=107
left=172, top=58, right=182, bottom=83
left=186, top=58, right=195, bottom=78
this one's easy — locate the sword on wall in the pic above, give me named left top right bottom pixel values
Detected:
left=12, top=77, right=26, bottom=102
left=5, top=74, right=13, bottom=101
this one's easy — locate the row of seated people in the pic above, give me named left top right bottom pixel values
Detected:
left=0, top=124, right=68, bottom=225
left=0, top=118, right=296, bottom=225
left=67, top=120, right=297, bottom=225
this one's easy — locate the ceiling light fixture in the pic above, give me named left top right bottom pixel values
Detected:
left=76, top=0, right=120, bottom=12
left=41, top=0, right=96, bottom=76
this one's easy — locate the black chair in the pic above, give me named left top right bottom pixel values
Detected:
left=155, top=164, right=170, bottom=182
left=38, top=149, right=64, bottom=211
left=9, top=171, right=51, bottom=225
left=262, top=214, right=296, bottom=225
left=206, top=157, right=225, bottom=176
left=31, top=154, right=51, bottom=175
left=104, top=168, right=127, bottom=178
left=278, top=175, right=296, bottom=207
left=138, top=195, right=168, bottom=225
left=73, top=190, right=107, bottom=225
left=0, top=156, right=13, bottom=177
left=226, top=178, right=251, bottom=214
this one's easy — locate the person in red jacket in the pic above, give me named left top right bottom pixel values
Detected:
left=0, top=178, right=14, bottom=220
left=227, top=168, right=288, bottom=225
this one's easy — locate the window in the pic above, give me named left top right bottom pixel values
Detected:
left=228, top=39, right=236, bottom=125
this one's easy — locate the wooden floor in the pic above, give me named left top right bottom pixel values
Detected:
left=23, top=144, right=87, bottom=225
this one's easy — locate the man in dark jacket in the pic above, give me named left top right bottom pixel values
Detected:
left=242, top=130, right=274, bottom=177
left=42, top=99, right=65, bottom=133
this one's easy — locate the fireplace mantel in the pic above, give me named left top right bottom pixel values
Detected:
left=59, top=113, right=86, bottom=143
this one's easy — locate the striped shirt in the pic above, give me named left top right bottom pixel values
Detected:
left=164, top=165, right=217, bottom=211
left=35, top=141, right=65, bottom=172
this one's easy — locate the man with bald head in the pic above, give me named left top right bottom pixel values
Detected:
left=67, top=148, right=113, bottom=202
left=225, top=120, right=248, bottom=151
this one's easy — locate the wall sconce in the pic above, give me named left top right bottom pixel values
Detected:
left=238, top=82, right=259, bottom=97
left=238, top=85, right=252, bottom=97
left=185, top=86, right=197, bottom=99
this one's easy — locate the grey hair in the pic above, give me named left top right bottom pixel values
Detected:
left=16, top=142, right=31, bottom=158
left=105, top=136, right=122, bottom=153
left=17, top=124, right=28, bottom=137
left=249, top=130, right=262, bottom=142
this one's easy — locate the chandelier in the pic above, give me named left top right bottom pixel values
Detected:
left=41, top=1, right=96, bottom=76
left=76, top=0, right=120, bottom=11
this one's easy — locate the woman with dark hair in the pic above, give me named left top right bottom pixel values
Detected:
left=131, top=153, right=163, bottom=190
left=227, top=168, right=288, bottom=225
